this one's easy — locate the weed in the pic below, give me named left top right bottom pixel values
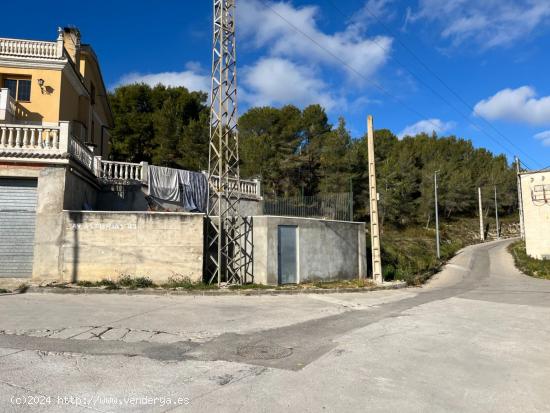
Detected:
left=117, top=275, right=155, bottom=289
left=161, top=275, right=217, bottom=290
left=133, top=276, right=155, bottom=288
left=98, top=279, right=119, bottom=290
left=227, top=283, right=274, bottom=290
left=76, top=280, right=96, bottom=287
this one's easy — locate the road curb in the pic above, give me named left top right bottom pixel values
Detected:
left=23, top=282, right=408, bottom=297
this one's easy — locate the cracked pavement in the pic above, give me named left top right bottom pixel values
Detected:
left=1, top=239, right=550, bottom=412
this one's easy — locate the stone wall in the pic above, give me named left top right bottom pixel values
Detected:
left=60, top=211, right=204, bottom=283
left=251, top=216, right=367, bottom=285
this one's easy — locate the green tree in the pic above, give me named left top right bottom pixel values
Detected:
left=318, top=117, right=352, bottom=194
left=109, top=84, right=208, bottom=167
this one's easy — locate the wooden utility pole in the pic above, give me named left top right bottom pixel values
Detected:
left=367, top=115, right=383, bottom=284
left=478, top=187, right=485, bottom=241
left=434, top=171, right=441, bottom=259
left=515, top=156, right=525, bottom=240
left=494, top=186, right=500, bottom=239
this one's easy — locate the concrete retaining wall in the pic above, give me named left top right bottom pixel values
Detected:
left=251, top=216, right=367, bottom=285
left=61, top=211, right=204, bottom=283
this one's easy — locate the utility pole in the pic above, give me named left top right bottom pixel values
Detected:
left=478, top=187, right=485, bottom=241
left=434, top=171, right=440, bottom=259
left=515, top=156, right=525, bottom=240
left=494, top=185, right=500, bottom=239
left=367, top=115, right=383, bottom=284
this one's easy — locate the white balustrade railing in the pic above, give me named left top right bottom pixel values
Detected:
left=98, top=160, right=145, bottom=182
left=0, top=120, right=262, bottom=196
left=7, top=93, right=15, bottom=117
left=0, top=38, right=62, bottom=59
left=0, top=123, right=64, bottom=152
left=68, top=136, right=94, bottom=170
left=208, top=174, right=261, bottom=198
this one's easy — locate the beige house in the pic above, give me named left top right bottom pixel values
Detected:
left=0, top=27, right=123, bottom=283
left=520, top=169, right=550, bottom=260
left=0, top=27, right=113, bottom=155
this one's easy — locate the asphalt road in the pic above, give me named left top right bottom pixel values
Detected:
left=1, top=239, right=549, bottom=412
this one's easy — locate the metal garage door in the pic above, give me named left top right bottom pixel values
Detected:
left=0, top=178, right=38, bottom=278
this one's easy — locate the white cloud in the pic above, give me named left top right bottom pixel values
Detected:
left=535, top=131, right=550, bottom=146
left=239, top=0, right=392, bottom=80
left=241, top=57, right=341, bottom=111
left=474, top=86, right=550, bottom=125
left=412, top=0, right=550, bottom=48
left=349, top=0, right=395, bottom=33
left=398, top=118, right=455, bottom=138
left=113, top=63, right=210, bottom=92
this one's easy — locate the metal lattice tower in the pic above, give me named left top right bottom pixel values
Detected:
left=206, top=0, right=244, bottom=285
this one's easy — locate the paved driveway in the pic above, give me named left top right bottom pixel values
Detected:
left=1, top=239, right=549, bottom=412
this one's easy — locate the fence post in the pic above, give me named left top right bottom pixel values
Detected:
left=58, top=121, right=70, bottom=152
left=93, top=156, right=102, bottom=178
left=56, top=27, right=64, bottom=58
left=140, top=161, right=149, bottom=183
left=254, top=178, right=261, bottom=199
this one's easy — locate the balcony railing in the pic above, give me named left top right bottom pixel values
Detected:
left=0, top=37, right=63, bottom=59
left=68, top=135, right=94, bottom=170
left=0, top=121, right=93, bottom=168
left=96, top=160, right=146, bottom=182
left=0, top=120, right=261, bottom=198
left=208, top=174, right=262, bottom=199
left=0, top=123, right=67, bottom=155
left=95, top=160, right=260, bottom=198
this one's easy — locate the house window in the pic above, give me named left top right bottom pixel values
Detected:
left=4, top=79, right=17, bottom=99
left=3, top=78, right=32, bottom=102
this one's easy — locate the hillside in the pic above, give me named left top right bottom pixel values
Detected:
left=379, top=215, right=519, bottom=284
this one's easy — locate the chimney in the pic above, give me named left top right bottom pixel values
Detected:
left=62, top=26, right=81, bottom=68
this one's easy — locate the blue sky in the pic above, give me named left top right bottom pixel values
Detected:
left=3, top=0, right=550, bottom=169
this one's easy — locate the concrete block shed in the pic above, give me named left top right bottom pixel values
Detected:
left=251, top=216, right=367, bottom=285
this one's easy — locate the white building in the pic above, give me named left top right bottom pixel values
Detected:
left=520, top=169, right=550, bottom=260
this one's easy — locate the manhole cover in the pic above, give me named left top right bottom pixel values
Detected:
left=236, top=344, right=293, bottom=360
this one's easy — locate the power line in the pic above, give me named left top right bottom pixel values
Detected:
left=257, top=1, right=450, bottom=139
left=323, top=0, right=541, bottom=169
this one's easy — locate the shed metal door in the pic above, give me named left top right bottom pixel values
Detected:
left=278, top=225, right=298, bottom=284
left=0, top=178, right=38, bottom=278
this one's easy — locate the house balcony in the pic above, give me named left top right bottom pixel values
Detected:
left=0, top=37, right=64, bottom=60
left=0, top=120, right=93, bottom=167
